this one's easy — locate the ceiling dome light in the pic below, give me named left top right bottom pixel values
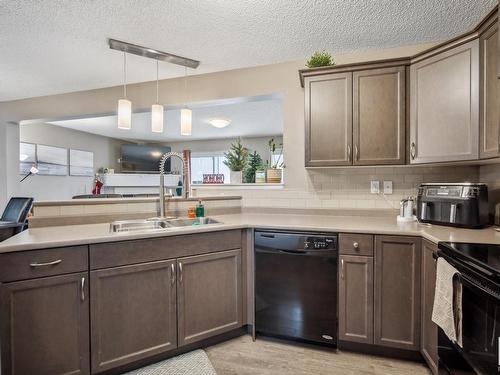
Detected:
left=209, top=118, right=231, bottom=128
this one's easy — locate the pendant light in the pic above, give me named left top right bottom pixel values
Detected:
left=151, top=59, right=164, bottom=133
left=117, top=52, right=131, bottom=130
left=180, top=66, right=192, bottom=136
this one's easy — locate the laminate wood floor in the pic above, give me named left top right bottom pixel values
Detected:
left=206, top=335, right=431, bottom=375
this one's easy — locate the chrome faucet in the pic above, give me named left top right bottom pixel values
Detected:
left=158, top=152, right=189, bottom=219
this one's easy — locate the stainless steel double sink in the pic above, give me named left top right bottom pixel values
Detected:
left=110, top=217, right=221, bottom=233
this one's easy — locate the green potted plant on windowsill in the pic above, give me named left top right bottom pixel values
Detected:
left=266, top=138, right=284, bottom=184
left=224, top=138, right=248, bottom=184
left=244, top=151, right=263, bottom=183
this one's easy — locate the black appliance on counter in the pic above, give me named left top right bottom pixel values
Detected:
left=254, top=230, right=338, bottom=347
left=417, top=183, right=489, bottom=228
left=437, top=242, right=500, bottom=374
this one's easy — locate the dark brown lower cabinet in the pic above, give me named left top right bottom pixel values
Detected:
left=90, top=260, right=177, bottom=373
left=0, top=272, right=89, bottom=375
left=374, top=235, right=421, bottom=350
left=421, top=240, right=439, bottom=374
left=177, top=249, right=242, bottom=346
left=339, top=255, right=374, bottom=344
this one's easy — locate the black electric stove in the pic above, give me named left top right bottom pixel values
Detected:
left=437, top=242, right=500, bottom=374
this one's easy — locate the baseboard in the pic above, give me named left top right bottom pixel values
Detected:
left=97, top=326, right=248, bottom=375
left=338, top=340, right=424, bottom=362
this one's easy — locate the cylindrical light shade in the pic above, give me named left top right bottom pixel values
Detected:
left=117, top=99, right=132, bottom=130
left=151, top=104, right=164, bottom=133
left=180, top=108, right=192, bottom=136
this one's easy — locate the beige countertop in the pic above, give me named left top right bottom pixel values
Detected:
left=1, top=213, right=500, bottom=253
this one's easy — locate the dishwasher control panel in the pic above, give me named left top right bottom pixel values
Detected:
left=304, top=237, right=336, bottom=250
left=255, top=231, right=337, bottom=252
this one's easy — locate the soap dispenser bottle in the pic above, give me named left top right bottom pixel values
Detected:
left=195, top=199, right=205, bottom=218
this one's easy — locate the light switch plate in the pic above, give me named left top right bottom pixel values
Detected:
left=370, top=180, right=380, bottom=194
left=383, top=180, right=393, bottom=194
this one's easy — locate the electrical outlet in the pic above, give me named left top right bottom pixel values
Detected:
left=370, top=180, right=380, bottom=194
left=383, top=180, right=393, bottom=194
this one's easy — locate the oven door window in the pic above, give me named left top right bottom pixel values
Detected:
left=461, top=278, right=500, bottom=374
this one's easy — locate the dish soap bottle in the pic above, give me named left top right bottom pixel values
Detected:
left=195, top=200, right=205, bottom=218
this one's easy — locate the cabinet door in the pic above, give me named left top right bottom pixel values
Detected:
left=305, top=72, right=353, bottom=166
left=410, top=40, right=479, bottom=163
left=0, top=273, right=89, bottom=375
left=339, top=255, right=374, bottom=344
left=90, top=260, right=177, bottom=373
left=178, top=249, right=242, bottom=346
left=480, top=24, right=499, bottom=159
left=421, top=240, right=439, bottom=374
left=353, top=66, right=406, bottom=165
left=374, top=236, right=421, bottom=350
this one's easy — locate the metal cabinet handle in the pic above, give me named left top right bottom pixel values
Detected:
left=170, top=263, right=176, bottom=286
left=355, top=145, right=359, bottom=161
left=347, top=145, right=351, bottom=161
left=353, top=242, right=359, bottom=250
left=410, top=142, right=416, bottom=160
left=178, top=262, right=183, bottom=283
left=341, top=259, right=344, bottom=279
left=29, top=259, right=62, bottom=267
left=81, top=277, right=85, bottom=302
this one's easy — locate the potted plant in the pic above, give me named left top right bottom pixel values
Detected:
left=223, top=138, right=248, bottom=184
left=306, top=51, right=335, bottom=68
left=266, top=138, right=284, bottom=183
left=244, top=151, right=263, bottom=183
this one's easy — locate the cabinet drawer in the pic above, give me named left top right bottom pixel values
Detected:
left=0, top=246, right=88, bottom=282
left=90, top=230, right=242, bottom=269
left=339, top=234, right=374, bottom=256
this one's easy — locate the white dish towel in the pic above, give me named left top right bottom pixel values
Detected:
left=432, top=257, right=463, bottom=347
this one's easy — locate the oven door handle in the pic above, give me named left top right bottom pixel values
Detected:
left=459, top=274, right=500, bottom=302
left=437, top=250, right=496, bottom=278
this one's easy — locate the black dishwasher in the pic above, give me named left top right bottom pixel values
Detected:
left=255, top=230, right=338, bottom=347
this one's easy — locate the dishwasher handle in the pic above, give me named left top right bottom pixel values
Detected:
left=255, top=247, right=337, bottom=257
left=279, top=249, right=308, bottom=255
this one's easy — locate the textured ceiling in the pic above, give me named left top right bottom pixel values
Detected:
left=1, top=0, right=496, bottom=101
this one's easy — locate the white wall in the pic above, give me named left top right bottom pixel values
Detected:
left=18, top=123, right=124, bottom=201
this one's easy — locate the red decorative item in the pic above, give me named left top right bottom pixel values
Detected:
left=203, top=174, right=224, bottom=184
left=92, top=179, right=103, bottom=195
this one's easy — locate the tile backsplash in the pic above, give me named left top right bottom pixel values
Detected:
left=194, top=166, right=479, bottom=210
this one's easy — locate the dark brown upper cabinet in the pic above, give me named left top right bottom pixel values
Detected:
left=90, top=260, right=177, bottom=373
left=374, top=235, right=421, bottom=351
left=177, top=249, right=242, bottom=346
left=410, top=39, right=480, bottom=164
left=0, top=273, right=89, bottom=375
left=353, top=66, right=406, bottom=165
left=498, top=1, right=500, bottom=78
left=480, top=19, right=499, bottom=159
left=304, top=72, right=353, bottom=166
left=421, top=240, right=439, bottom=375
left=303, top=61, right=407, bottom=167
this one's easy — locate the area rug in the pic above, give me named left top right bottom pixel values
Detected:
left=124, top=349, right=217, bottom=375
